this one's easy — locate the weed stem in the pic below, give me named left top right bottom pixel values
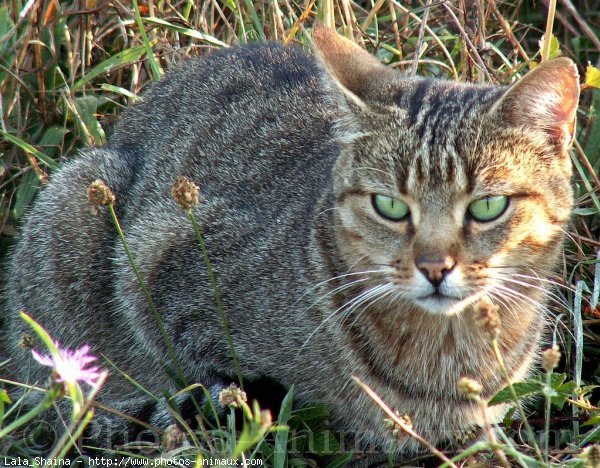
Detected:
left=188, top=210, right=244, bottom=389
left=0, top=385, right=61, bottom=438
left=491, top=338, right=544, bottom=462
left=352, top=376, right=458, bottom=468
left=107, top=204, right=185, bottom=381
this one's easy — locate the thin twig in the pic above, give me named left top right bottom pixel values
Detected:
left=559, top=0, right=600, bottom=53
left=541, top=0, right=557, bottom=61
left=441, top=1, right=493, bottom=82
left=390, top=0, right=458, bottom=80
left=410, top=0, right=432, bottom=76
left=188, top=210, right=244, bottom=389
left=491, top=339, right=545, bottom=462
left=488, top=0, right=529, bottom=63
left=352, top=376, right=458, bottom=468
left=574, top=140, right=600, bottom=194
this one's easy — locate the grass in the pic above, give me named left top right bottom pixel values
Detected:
left=0, top=0, right=599, bottom=466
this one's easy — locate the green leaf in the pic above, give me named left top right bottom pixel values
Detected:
left=550, top=380, right=577, bottom=410
left=308, top=429, right=340, bottom=455
left=288, top=459, right=308, bottom=467
left=141, top=17, right=228, bottom=48
left=293, top=402, right=329, bottom=424
left=488, top=379, right=544, bottom=406
left=539, top=33, right=561, bottom=60
left=488, top=373, right=578, bottom=409
left=582, top=414, right=600, bottom=427
left=573, top=207, right=598, bottom=216
left=325, top=452, right=355, bottom=468
left=583, top=90, right=600, bottom=161
left=20, top=312, right=60, bottom=356
left=13, top=170, right=40, bottom=220
left=0, top=389, right=11, bottom=405
left=73, top=45, right=147, bottom=91
left=100, top=84, right=140, bottom=101
left=39, top=126, right=69, bottom=159
left=585, top=64, right=600, bottom=89
left=0, top=5, right=15, bottom=54
left=289, top=402, right=330, bottom=433
left=74, top=96, right=106, bottom=146
left=549, top=373, right=568, bottom=387
left=274, top=386, right=294, bottom=468
left=1, top=131, right=58, bottom=168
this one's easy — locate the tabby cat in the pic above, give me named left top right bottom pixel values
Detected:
left=4, top=25, right=579, bottom=460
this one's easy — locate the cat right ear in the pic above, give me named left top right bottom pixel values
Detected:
left=491, top=58, right=580, bottom=154
left=312, top=24, right=397, bottom=111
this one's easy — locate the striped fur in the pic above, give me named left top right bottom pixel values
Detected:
left=3, top=27, right=579, bottom=458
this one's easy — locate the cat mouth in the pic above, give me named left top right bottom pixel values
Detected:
left=414, top=292, right=470, bottom=315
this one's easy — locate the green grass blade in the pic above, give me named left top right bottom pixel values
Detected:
left=573, top=280, right=584, bottom=439
left=573, top=281, right=584, bottom=387
left=13, top=170, right=39, bottom=220
left=592, top=251, right=600, bottom=309
left=100, top=84, right=140, bottom=102
left=142, top=17, right=229, bottom=48
left=274, top=385, right=294, bottom=468
left=241, top=0, right=266, bottom=40
left=132, top=0, right=162, bottom=80
left=20, top=312, right=60, bottom=355
left=2, top=131, right=58, bottom=168
left=570, top=150, right=600, bottom=214
left=73, top=45, right=148, bottom=91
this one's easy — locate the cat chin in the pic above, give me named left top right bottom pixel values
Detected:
left=413, top=294, right=480, bottom=316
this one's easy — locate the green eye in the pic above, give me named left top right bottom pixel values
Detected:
left=468, top=195, right=509, bottom=222
left=372, top=194, right=410, bottom=221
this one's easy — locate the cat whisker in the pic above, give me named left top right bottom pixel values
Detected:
left=341, top=287, right=396, bottom=342
left=341, top=284, right=396, bottom=326
left=558, top=226, right=586, bottom=255
left=491, top=273, right=571, bottom=309
left=488, top=267, right=578, bottom=312
left=297, top=282, right=393, bottom=356
left=487, top=290, right=518, bottom=320
left=292, top=267, right=383, bottom=307
left=299, top=277, right=372, bottom=315
left=491, top=283, right=546, bottom=312
left=487, top=288, right=526, bottom=322
left=316, top=206, right=340, bottom=218
left=487, top=268, right=567, bottom=302
left=491, top=285, right=576, bottom=341
left=515, top=266, right=577, bottom=293
left=333, top=284, right=395, bottom=332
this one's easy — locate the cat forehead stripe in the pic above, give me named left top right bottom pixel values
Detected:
left=5, top=23, right=579, bottom=459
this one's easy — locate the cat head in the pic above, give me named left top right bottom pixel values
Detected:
left=313, top=25, right=579, bottom=316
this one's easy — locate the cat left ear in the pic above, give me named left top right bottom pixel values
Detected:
left=492, top=58, right=580, bottom=153
left=312, top=24, right=397, bottom=110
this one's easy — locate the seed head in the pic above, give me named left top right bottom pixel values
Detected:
left=542, top=345, right=561, bottom=372
left=457, top=377, right=483, bottom=399
left=161, top=424, right=186, bottom=452
left=171, top=176, right=200, bottom=211
left=87, top=179, right=115, bottom=206
left=384, top=410, right=412, bottom=438
left=259, top=409, right=273, bottom=429
left=474, top=296, right=500, bottom=339
left=20, top=333, right=35, bottom=349
left=580, top=444, right=600, bottom=468
left=218, top=384, right=247, bottom=408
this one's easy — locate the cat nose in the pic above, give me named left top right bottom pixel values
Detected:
left=416, top=256, right=456, bottom=287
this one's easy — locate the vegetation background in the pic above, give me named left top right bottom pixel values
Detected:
left=0, top=0, right=599, bottom=466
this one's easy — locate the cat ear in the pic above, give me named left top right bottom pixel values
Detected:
left=492, top=58, right=580, bottom=153
left=312, top=24, right=397, bottom=110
